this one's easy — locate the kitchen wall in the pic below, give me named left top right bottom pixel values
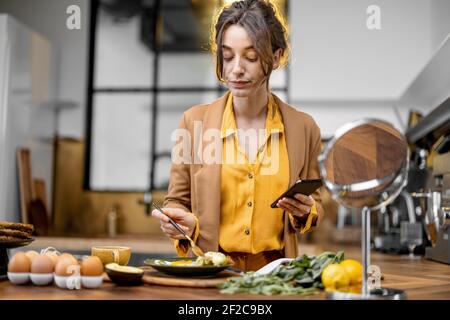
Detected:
left=0, top=15, right=55, bottom=222
left=430, top=0, right=450, bottom=50
left=0, top=0, right=89, bottom=138
left=52, top=138, right=162, bottom=236
left=290, top=0, right=435, bottom=136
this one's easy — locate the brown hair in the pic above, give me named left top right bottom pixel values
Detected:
left=212, top=0, right=289, bottom=82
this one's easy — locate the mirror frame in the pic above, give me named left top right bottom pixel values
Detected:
left=318, top=118, right=410, bottom=211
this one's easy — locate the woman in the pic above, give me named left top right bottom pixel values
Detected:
left=152, top=0, right=323, bottom=271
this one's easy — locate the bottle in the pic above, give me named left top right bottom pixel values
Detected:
left=107, top=206, right=118, bottom=237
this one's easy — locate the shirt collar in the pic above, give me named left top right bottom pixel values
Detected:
left=220, top=93, right=285, bottom=139
left=220, top=93, right=237, bottom=138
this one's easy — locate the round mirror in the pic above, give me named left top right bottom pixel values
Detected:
left=319, top=119, right=409, bottom=300
left=319, top=119, right=409, bottom=210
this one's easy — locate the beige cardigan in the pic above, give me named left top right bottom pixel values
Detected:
left=163, top=92, right=324, bottom=258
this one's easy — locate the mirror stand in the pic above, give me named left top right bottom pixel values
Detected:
left=327, top=206, right=407, bottom=300
left=362, top=206, right=370, bottom=296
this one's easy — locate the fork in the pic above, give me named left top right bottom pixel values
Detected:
left=152, top=203, right=204, bottom=257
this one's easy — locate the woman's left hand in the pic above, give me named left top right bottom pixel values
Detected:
left=276, top=193, right=314, bottom=221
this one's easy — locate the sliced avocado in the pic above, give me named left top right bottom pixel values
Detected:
left=105, top=263, right=144, bottom=274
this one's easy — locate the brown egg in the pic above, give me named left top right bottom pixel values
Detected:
left=81, top=256, right=104, bottom=276
left=55, top=258, right=79, bottom=277
left=30, top=254, right=54, bottom=274
left=57, top=253, right=78, bottom=265
left=25, top=250, right=39, bottom=262
left=44, top=251, right=59, bottom=267
left=8, top=252, right=31, bottom=273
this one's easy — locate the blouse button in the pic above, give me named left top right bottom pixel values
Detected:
left=247, top=201, right=252, bottom=207
left=248, top=173, right=253, bottom=179
left=244, top=229, right=250, bottom=235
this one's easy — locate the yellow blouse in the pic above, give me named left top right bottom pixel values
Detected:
left=219, top=93, right=289, bottom=253
left=174, top=93, right=317, bottom=256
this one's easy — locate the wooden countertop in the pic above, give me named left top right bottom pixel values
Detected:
left=21, top=235, right=177, bottom=255
left=1, top=239, right=449, bottom=300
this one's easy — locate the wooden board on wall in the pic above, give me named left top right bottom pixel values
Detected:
left=34, top=179, right=49, bottom=217
left=17, top=148, right=32, bottom=224
left=30, top=178, right=50, bottom=235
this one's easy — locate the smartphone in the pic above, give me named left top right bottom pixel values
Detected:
left=270, top=179, right=322, bottom=208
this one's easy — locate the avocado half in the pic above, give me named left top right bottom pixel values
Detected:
left=105, top=263, right=144, bottom=285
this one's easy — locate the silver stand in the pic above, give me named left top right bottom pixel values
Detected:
left=327, top=207, right=407, bottom=300
left=362, top=206, right=370, bottom=296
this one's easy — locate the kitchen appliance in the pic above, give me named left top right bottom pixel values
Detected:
left=405, top=93, right=450, bottom=264
left=374, top=114, right=449, bottom=256
left=374, top=34, right=450, bottom=257
left=319, top=118, right=409, bottom=300
left=374, top=190, right=419, bottom=254
left=410, top=150, right=450, bottom=264
left=425, top=206, right=450, bottom=264
left=400, top=221, right=423, bottom=259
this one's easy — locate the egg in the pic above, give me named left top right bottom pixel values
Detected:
left=80, top=256, right=104, bottom=276
left=30, top=254, right=54, bottom=274
left=55, top=258, right=79, bottom=277
left=44, top=251, right=59, bottom=267
left=25, top=250, right=39, bottom=262
left=8, top=252, right=31, bottom=273
left=58, top=253, right=78, bottom=264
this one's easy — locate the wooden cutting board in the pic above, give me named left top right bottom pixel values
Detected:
left=17, top=149, right=32, bottom=224
left=142, top=270, right=239, bottom=288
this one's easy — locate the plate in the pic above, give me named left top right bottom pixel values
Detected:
left=144, top=257, right=233, bottom=277
left=0, top=238, right=34, bottom=249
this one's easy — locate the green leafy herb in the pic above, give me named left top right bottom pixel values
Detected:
left=218, top=251, right=344, bottom=295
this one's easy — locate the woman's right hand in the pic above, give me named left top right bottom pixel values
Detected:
left=151, top=207, right=196, bottom=240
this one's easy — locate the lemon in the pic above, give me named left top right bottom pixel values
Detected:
left=347, top=284, right=362, bottom=294
left=321, top=263, right=350, bottom=290
left=340, top=259, right=363, bottom=285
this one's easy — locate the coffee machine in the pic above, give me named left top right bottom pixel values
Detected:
left=374, top=97, right=450, bottom=262
left=420, top=150, right=450, bottom=263
left=405, top=97, right=450, bottom=263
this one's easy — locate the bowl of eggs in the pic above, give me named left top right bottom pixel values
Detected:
left=7, top=247, right=105, bottom=289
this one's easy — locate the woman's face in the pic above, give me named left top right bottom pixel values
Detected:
left=221, top=24, right=267, bottom=98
